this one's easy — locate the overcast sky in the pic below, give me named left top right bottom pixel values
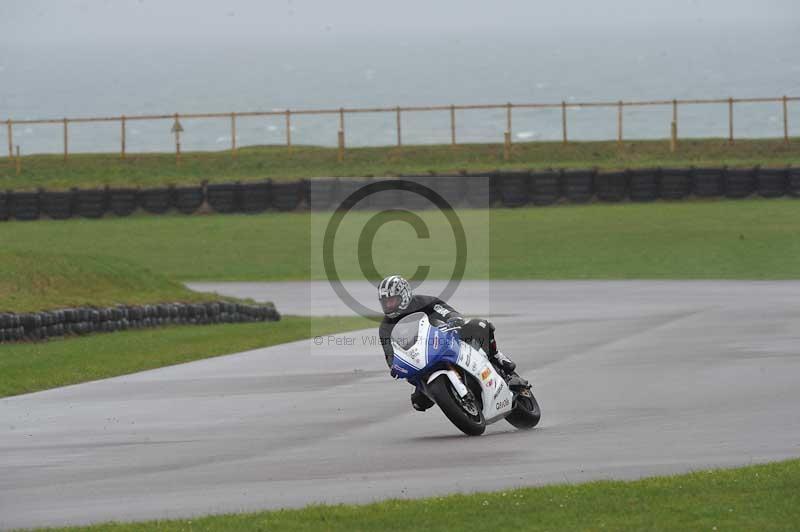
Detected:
left=1, top=0, right=797, bottom=45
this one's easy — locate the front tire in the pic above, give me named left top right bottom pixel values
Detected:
left=428, top=375, right=486, bottom=436
left=506, top=390, right=541, bottom=429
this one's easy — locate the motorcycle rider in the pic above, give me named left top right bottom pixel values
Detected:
left=377, top=274, right=518, bottom=412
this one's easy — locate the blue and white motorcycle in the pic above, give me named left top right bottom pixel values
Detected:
left=390, top=312, right=540, bottom=436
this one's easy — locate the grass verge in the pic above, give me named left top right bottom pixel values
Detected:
left=35, top=458, right=800, bottom=531
left=2, top=199, right=799, bottom=282
left=1, top=138, right=798, bottom=190
left=0, top=250, right=221, bottom=313
left=0, top=315, right=373, bottom=397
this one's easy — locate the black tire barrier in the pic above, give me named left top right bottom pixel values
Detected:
left=271, top=181, right=304, bottom=211
left=497, top=170, right=530, bottom=207
left=594, top=170, right=627, bottom=202
left=628, top=168, right=659, bottom=202
left=725, top=167, right=756, bottom=199
left=529, top=170, right=562, bottom=205
left=139, top=187, right=173, bottom=214
left=40, top=190, right=74, bottom=220
left=788, top=167, right=800, bottom=197
left=462, top=173, right=493, bottom=208
left=755, top=167, right=787, bottom=198
left=399, top=175, right=438, bottom=210
left=0, top=301, right=280, bottom=344
left=429, top=175, right=467, bottom=208
left=239, top=181, right=271, bottom=213
left=366, top=178, right=404, bottom=211
left=206, top=182, right=240, bottom=214
left=692, top=167, right=725, bottom=197
left=10, top=191, right=40, bottom=221
left=0, top=192, right=8, bottom=221
left=658, top=168, right=691, bottom=200
left=174, top=186, right=205, bottom=214
left=307, top=179, right=338, bottom=211
left=109, top=188, right=138, bottom=217
left=74, top=188, right=108, bottom=218
left=562, top=168, right=595, bottom=203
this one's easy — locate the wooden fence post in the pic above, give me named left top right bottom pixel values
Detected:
left=172, top=113, right=182, bottom=166
left=285, top=110, right=292, bottom=154
left=561, top=101, right=568, bottom=144
left=728, top=97, right=734, bottom=145
left=450, top=105, right=456, bottom=146
left=672, top=99, right=678, bottom=136
left=504, top=102, right=512, bottom=160
left=120, top=116, right=126, bottom=159
left=15, top=145, right=21, bottom=176
left=783, top=95, right=789, bottom=143
left=670, top=121, right=677, bottom=153
left=617, top=101, right=623, bottom=145
left=6, top=120, right=11, bottom=159
left=338, top=108, right=345, bottom=162
left=396, top=106, right=402, bottom=147
left=63, top=118, right=69, bottom=162
left=231, top=112, right=237, bottom=157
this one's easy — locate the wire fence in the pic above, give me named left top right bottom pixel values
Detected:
left=2, top=95, right=797, bottom=163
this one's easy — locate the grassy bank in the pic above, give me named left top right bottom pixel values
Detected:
left=0, top=250, right=228, bottom=313
left=0, top=315, right=372, bottom=397
left=1, top=138, right=798, bottom=190
left=37, top=458, right=800, bottom=531
left=2, top=199, right=799, bottom=282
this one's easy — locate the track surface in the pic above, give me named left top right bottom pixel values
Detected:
left=3, top=281, right=800, bottom=529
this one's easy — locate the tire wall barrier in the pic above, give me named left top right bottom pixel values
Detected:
left=0, top=301, right=280, bottom=344
left=1, top=166, right=797, bottom=222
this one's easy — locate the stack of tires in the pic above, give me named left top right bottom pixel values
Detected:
left=174, top=186, right=205, bottom=214
left=529, top=170, right=562, bottom=205
left=40, top=190, right=74, bottom=219
left=0, top=301, right=281, bottom=344
left=109, top=188, right=138, bottom=216
left=139, top=187, right=173, bottom=214
left=10, top=191, right=40, bottom=221
left=628, top=168, right=659, bottom=201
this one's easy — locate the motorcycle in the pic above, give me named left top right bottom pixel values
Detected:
left=390, top=311, right=540, bottom=436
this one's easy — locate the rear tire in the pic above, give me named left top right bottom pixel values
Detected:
left=506, top=391, right=541, bottom=429
left=429, top=375, right=486, bottom=436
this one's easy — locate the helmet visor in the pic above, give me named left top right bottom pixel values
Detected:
left=380, top=295, right=402, bottom=315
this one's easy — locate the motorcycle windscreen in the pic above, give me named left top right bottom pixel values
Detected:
left=390, top=311, right=426, bottom=351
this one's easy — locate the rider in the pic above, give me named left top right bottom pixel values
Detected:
left=377, top=274, right=518, bottom=412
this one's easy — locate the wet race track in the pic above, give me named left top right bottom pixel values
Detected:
left=2, top=281, right=800, bottom=529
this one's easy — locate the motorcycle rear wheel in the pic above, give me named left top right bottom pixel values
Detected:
left=506, top=390, right=541, bottom=430
left=429, top=375, right=486, bottom=436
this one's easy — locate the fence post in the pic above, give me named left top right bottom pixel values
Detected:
left=6, top=120, right=11, bottom=158
left=396, top=106, right=402, bottom=147
left=285, top=110, right=292, bottom=154
left=728, top=97, right=734, bottom=145
left=338, top=107, right=345, bottom=162
left=504, top=102, right=512, bottom=160
left=783, top=95, right=789, bottom=143
left=15, top=145, right=21, bottom=176
left=561, top=101, right=568, bottom=144
left=63, top=118, right=69, bottom=162
left=450, top=105, right=456, bottom=146
left=120, top=115, right=126, bottom=159
left=617, top=100, right=623, bottom=145
left=231, top=112, right=237, bottom=157
left=670, top=121, right=677, bottom=153
left=173, top=113, right=182, bottom=166
left=672, top=99, right=678, bottom=137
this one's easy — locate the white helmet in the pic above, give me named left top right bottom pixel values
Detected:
left=378, top=275, right=413, bottom=318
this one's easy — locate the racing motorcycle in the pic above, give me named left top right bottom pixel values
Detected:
left=390, top=311, right=540, bottom=436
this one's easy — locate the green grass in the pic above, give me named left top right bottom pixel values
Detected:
left=0, top=315, right=372, bottom=397
left=0, top=250, right=216, bottom=313
left=2, top=199, right=799, bottom=283
left=1, top=138, right=798, bottom=190
left=35, top=458, right=800, bottom=531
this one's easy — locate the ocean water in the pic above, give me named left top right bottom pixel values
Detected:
left=1, top=27, right=798, bottom=155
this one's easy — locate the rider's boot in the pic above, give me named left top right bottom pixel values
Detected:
left=411, top=387, right=434, bottom=412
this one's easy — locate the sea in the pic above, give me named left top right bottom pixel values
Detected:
left=1, top=27, right=798, bottom=155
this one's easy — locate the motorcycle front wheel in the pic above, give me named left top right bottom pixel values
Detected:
left=429, top=375, right=486, bottom=436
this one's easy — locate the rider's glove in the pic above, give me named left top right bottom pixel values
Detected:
left=390, top=366, right=403, bottom=379
left=444, top=316, right=465, bottom=329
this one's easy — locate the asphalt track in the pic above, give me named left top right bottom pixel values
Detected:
left=2, top=281, right=800, bottom=529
